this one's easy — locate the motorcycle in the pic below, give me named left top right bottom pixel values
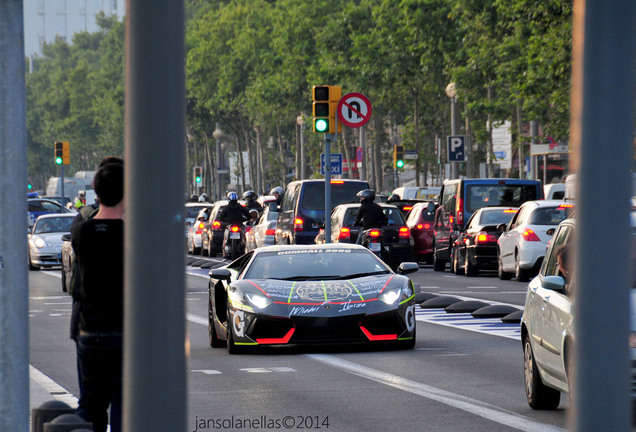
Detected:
left=224, top=223, right=246, bottom=260
left=358, top=228, right=387, bottom=260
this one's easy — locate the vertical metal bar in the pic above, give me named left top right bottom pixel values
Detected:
left=124, top=1, right=187, bottom=431
left=571, top=0, right=636, bottom=429
left=300, top=124, right=305, bottom=180
left=450, top=96, right=459, bottom=179
left=61, top=166, right=65, bottom=200
left=324, top=134, right=332, bottom=243
left=0, top=1, right=29, bottom=430
left=359, top=125, right=366, bottom=181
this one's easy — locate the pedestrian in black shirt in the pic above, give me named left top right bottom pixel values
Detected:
left=72, top=162, right=124, bottom=432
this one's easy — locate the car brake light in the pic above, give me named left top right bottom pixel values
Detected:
left=331, top=180, right=344, bottom=184
left=369, top=229, right=381, bottom=238
left=456, top=197, right=464, bottom=225
left=294, top=218, right=304, bottom=231
left=504, top=209, right=517, bottom=213
left=338, top=227, right=351, bottom=240
left=212, top=220, right=222, bottom=230
left=230, top=225, right=240, bottom=233
left=558, top=204, right=574, bottom=209
left=522, top=229, right=541, bottom=241
left=449, top=215, right=454, bottom=224
left=402, top=205, right=413, bottom=211
left=196, top=222, right=205, bottom=234
left=476, top=231, right=497, bottom=244
left=399, top=227, right=410, bottom=238
left=415, top=223, right=431, bottom=230
left=265, top=229, right=276, bottom=236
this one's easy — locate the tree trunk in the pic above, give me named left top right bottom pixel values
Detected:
left=516, top=102, right=524, bottom=179
left=275, top=120, right=286, bottom=186
left=413, top=92, right=420, bottom=186
left=341, top=129, right=351, bottom=179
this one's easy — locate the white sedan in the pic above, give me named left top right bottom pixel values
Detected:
left=497, top=200, right=574, bottom=282
left=28, top=213, right=76, bottom=270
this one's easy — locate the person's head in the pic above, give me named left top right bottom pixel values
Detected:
left=190, top=194, right=198, bottom=202
left=78, top=190, right=86, bottom=198
left=97, top=156, right=123, bottom=169
left=93, top=163, right=124, bottom=207
left=198, top=193, right=208, bottom=203
left=270, top=186, right=283, bottom=200
left=242, top=190, right=257, bottom=203
left=227, top=192, right=239, bottom=203
left=357, top=189, right=375, bottom=204
left=557, top=245, right=569, bottom=276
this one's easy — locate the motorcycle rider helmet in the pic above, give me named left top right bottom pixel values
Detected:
left=198, top=193, right=208, bottom=203
left=227, top=192, right=239, bottom=202
left=242, top=190, right=257, bottom=203
left=387, top=194, right=401, bottom=203
left=269, top=186, right=284, bottom=197
left=357, top=189, right=376, bottom=204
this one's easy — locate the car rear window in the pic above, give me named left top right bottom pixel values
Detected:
left=529, top=206, right=574, bottom=225
left=477, top=209, right=517, bottom=226
left=344, top=207, right=405, bottom=226
left=465, top=184, right=538, bottom=213
left=301, top=183, right=367, bottom=210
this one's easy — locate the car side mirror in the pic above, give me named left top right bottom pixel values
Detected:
left=268, top=202, right=279, bottom=213
left=497, top=223, right=507, bottom=232
left=546, top=228, right=556, bottom=236
left=540, top=275, right=566, bottom=293
left=426, top=202, right=436, bottom=213
left=397, top=262, right=419, bottom=275
left=208, top=268, right=232, bottom=280
left=62, top=233, right=71, bottom=242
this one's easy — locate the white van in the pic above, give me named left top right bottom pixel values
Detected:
left=543, top=183, right=566, bottom=200
left=391, top=186, right=441, bottom=201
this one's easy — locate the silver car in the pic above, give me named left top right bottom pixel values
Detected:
left=245, top=206, right=277, bottom=252
left=28, top=214, right=75, bottom=270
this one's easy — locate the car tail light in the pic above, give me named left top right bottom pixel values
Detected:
left=476, top=231, right=498, bottom=244
left=331, top=180, right=344, bottom=184
left=293, top=218, right=304, bottom=231
left=337, top=227, right=351, bottom=240
left=369, top=229, right=381, bottom=238
left=265, top=229, right=276, bottom=236
left=398, top=227, right=410, bottom=238
left=504, top=209, right=517, bottom=213
left=402, top=205, right=413, bottom=212
left=558, top=204, right=574, bottom=209
left=196, top=222, right=205, bottom=234
left=415, top=223, right=431, bottom=230
left=212, top=220, right=222, bottom=230
left=456, top=197, right=464, bottom=226
left=522, top=229, right=541, bottom=241
left=230, top=225, right=241, bottom=233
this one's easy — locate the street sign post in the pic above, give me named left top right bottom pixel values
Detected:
left=320, top=153, right=343, bottom=175
left=337, top=93, right=372, bottom=128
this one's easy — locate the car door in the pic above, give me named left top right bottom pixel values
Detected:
left=500, top=204, right=528, bottom=271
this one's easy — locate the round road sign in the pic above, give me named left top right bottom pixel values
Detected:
left=337, top=92, right=372, bottom=128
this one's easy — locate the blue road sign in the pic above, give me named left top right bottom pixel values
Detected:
left=447, top=136, right=466, bottom=162
left=320, top=153, right=343, bottom=175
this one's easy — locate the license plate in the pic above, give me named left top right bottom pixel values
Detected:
left=369, top=242, right=381, bottom=252
left=230, top=232, right=241, bottom=240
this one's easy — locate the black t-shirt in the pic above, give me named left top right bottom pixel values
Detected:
left=72, top=218, right=124, bottom=333
left=219, top=202, right=251, bottom=225
left=355, top=202, right=388, bottom=230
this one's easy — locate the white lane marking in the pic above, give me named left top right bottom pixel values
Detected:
left=186, top=271, right=210, bottom=279
left=240, top=367, right=296, bottom=373
left=40, top=271, right=62, bottom=279
left=187, top=313, right=208, bottom=326
left=30, top=296, right=68, bottom=300
left=192, top=370, right=222, bottom=375
left=29, top=365, right=78, bottom=408
left=416, top=309, right=521, bottom=340
left=305, top=354, right=564, bottom=432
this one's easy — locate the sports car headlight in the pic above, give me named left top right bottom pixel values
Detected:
left=245, top=292, right=273, bottom=309
left=34, top=237, right=46, bottom=249
left=379, top=287, right=402, bottom=305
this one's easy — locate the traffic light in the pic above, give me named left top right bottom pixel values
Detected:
left=393, top=145, right=404, bottom=168
left=54, top=141, right=70, bottom=165
left=194, top=166, right=202, bottom=185
left=312, top=85, right=342, bottom=133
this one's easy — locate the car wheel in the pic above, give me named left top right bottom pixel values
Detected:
left=432, top=249, right=445, bottom=272
left=498, top=252, right=512, bottom=280
left=453, top=247, right=464, bottom=276
left=523, top=334, right=561, bottom=410
left=465, top=253, right=478, bottom=277
left=515, top=254, right=530, bottom=282
left=208, top=296, right=225, bottom=348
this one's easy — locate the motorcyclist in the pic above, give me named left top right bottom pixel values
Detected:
left=219, top=192, right=252, bottom=258
left=270, top=186, right=284, bottom=206
left=189, top=194, right=199, bottom=203
left=242, top=190, right=263, bottom=214
left=74, top=190, right=87, bottom=210
left=354, top=189, right=388, bottom=244
left=198, top=193, right=209, bottom=203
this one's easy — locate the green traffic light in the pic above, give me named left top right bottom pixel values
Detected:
left=315, top=118, right=328, bottom=133
left=396, top=160, right=405, bottom=168
left=195, top=176, right=201, bottom=183
left=55, top=157, right=63, bottom=165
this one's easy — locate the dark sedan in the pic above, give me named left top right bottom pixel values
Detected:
left=207, top=244, right=418, bottom=354
left=452, top=206, right=518, bottom=277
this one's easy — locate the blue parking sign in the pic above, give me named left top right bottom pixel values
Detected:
left=320, top=153, right=343, bottom=175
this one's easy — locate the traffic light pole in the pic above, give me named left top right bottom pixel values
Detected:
left=60, top=166, right=65, bottom=200
left=324, top=133, right=332, bottom=243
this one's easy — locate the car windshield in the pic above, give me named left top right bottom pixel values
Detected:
left=186, top=206, right=208, bottom=219
left=244, top=249, right=390, bottom=280
left=34, top=217, right=73, bottom=234
left=465, top=184, right=538, bottom=213
left=477, top=209, right=517, bottom=226
left=529, top=205, right=574, bottom=225
left=301, top=183, right=367, bottom=210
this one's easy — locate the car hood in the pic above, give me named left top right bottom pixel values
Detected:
left=236, top=275, right=403, bottom=305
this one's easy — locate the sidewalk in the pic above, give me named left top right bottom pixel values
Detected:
left=30, top=365, right=78, bottom=411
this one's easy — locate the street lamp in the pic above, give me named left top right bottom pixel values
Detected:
left=445, top=82, right=459, bottom=179
left=213, top=125, right=223, bottom=201
left=296, top=114, right=306, bottom=179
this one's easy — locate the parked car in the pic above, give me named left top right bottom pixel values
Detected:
left=432, top=178, right=542, bottom=272
left=452, top=206, right=518, bottom=276
left=497, top=200, right=575, bottom=282
left=187, top=206, right=213, bottom=255
left=275, top=179, right=369, bottom=245
left=405, top=201, right=437, bottom=264
left=28, top=213, right=75, bottom=270
left=28, top=198, right=71, bottom=227
left=185, top=202, right=214, bottom=246
left=314, top=203, right=413, bottom=269
left=207, top=243, right=418, bottom=353
left=245, top=205, right=278, bottom=252
left=200, top=200, right=247, bottom=257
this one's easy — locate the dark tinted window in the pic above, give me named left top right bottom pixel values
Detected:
left=466, top=184, right=538, bottom=213
left=476, top=209, right=517, bottom=226
left=529, top=205, right=574, bottom=225
left=301, top=183, right=367, bottom=210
